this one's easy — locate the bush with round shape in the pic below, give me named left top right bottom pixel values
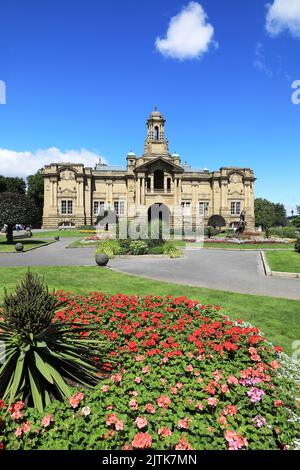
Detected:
left=0, top=192, right=38, bottom=243
left=0, top=273, right=107, bottom=412
left=0, top=292, right=299, bottom=450
left=95, top=239, right=123, bottom=259
left=163, top=241, right=183, bottom=258
left=129, top=240, right=148, bottom=255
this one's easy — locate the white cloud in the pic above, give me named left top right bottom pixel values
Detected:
left=266, top=0, right=300, bottom=37
left=253, top=43, right=273, bottom=77
left=155, top=2, right=217, bottom=60
left=0, top=147, right=106, bottom=179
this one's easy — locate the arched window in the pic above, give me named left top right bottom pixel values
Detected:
left=154, top=169, right=164, bottom=190
left=154, top=126, right=159, bottom=140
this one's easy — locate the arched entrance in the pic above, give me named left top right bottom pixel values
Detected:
left=147, top=203, right=170, bottom=239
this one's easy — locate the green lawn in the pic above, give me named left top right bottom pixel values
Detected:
left=34, top=230, right=89, bottom=238
left=201, top=242, right=294, bottom=250
left=0, top=239, right=53, bottom=252
left=0, top=266, right=299, bottom=354
left=266, top=251, right=300, bottom=273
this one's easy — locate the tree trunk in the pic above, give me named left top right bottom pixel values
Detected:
left=6, top=225, right=13, bottom=243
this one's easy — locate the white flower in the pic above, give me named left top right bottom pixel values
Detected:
left=81, top=406, right=91, bottom=416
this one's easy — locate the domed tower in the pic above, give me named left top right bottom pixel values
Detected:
left=144, top=107, right=169, bottom=158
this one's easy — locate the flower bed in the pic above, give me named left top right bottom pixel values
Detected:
left=0, top=293, right=299, bottom=450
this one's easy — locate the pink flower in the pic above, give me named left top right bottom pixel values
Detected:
left=156, top=395, right=171, bottom=408
left=247, top=387, right=265, bottom=403
left=134, top=377, right=142, bottom=384
left=186, top=364, right=193, bottom=372
left=224, top=405, right=238, bottom=416
left=221, top=384, right=229, bottom=393
left=15, top=427, right=22, bottom=438
left=9, top=401, right=25, bottom=420
left=176, top=382, right=184, bottom=389
left=135, top=355, right=145, bottom=362
left=225, top=430, right=248, bottom=450
left=178, top=417, right=190, bottom=430
left=144, top=403, right=156, bottom=414
left=41, top=415, right=52, bottom=428
left=142, top=366, right=150, bottom=374
left=111, top=373, right=122, bottom=383
left=132, top=432, right=152, bottom=449
left=270, top=360, right=280, bottom=370
left=170, top=386, right=177, bottom=395
left=158, top=427, right=172, bottom=438
left=196, top=402, right=203, bottom=411
left=219, top=415, right=228, bottom=425
left=106, top=413, right=118, bottom=426
left=227, top=375, right=238, bottom=385
left=115, top=419, right=124, bottom=431
left=135, top=417, right=148, bottom=429
left=252, top=415, right=267, bottom=428
left=129, top=399, right=139, bottom=411
left=207, top=397, right=218, bottom=407
left=274, top=399, right=283, bottom=407
left=175, top=437, right=193, bottom=450
left=81, top=406, right=91, bottom=416
left=101, top=385, right=109, bottom=392
left=22, top=421, right=30, bottom=434
left=69, top=392, right=85, bottom=409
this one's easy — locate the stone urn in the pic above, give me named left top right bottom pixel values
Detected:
left=15, top=243, right=24, bottom=252
left=95, top=253, right=109, bottom=266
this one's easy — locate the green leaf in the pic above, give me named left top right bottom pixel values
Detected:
left=33, top=351, right=54, bottom=384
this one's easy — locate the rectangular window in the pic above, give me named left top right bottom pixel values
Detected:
left=93, top=201, right=105, bottom=215
left=231, top=201, right=241, bottom=215
left=199, top=202, right=209, bottom=215
left=61, top=200, right=73, bottom=215
left=181, top=201, right=191, bottom=215
left=114, top=201, right=125, bottom=215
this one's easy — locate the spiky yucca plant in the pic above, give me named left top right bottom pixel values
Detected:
left=0, top=272, right=106, bottom=411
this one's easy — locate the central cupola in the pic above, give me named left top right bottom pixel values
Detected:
left=144, top=107, right=169, bottom=158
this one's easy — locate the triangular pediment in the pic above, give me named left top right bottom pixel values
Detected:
left=135, top=156, right=184, bottom=173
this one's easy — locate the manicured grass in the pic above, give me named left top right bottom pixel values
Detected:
left=0, top=266, right=299, bottom=354
left=34, top=230, right=86, bottom=238
left=201, top=242, right=294, bottom=250
left=266, top=251, right=300, bottom=273
left=0, top=239, right=52, bottom=252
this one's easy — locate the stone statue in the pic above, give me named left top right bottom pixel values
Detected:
left=235, top=210, right=247, bottom=236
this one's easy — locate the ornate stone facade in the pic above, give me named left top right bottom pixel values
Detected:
left=42, top=108, right=255, bottom=229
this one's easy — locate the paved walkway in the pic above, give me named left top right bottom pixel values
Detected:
left=0, top=239, right=299, bottom=300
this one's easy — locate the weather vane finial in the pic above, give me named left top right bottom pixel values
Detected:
left=154, top=105, right=158, bottom=111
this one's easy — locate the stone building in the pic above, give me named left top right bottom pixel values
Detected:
left=41, top=108, right=255, bottom=230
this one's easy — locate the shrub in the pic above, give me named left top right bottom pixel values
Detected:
left=0, top=293, right=299, bottom=450
left=204, top=227, right=219, bottom=238
left=96, top=239, right=123, bottom=259
left=129, top=240, right=148, bottom=255
left=0, top=273, right=106, bottom=411
left=79, top=225, right=96, bottom=231
left=269, top=226, right=298, bottom=239
left=149, top=245, right=164, bottom=255
left=295, top=237, right=300, bottom=253
left=163, top=241, right=183, bottom=258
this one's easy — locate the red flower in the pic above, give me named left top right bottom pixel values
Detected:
left=132, top=432, right=152, bottom=449
left=156, top=395, right=171, bottom=408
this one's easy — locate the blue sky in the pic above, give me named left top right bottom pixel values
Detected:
left=0, top=0, right=299, bottom=213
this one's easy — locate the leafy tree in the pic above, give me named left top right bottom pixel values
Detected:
left=273, top=203, right=287, bottom=227
left=0, top=192, right=38, bottom=243
left=0, top=175, right=26, bottom=194
left=27, top=170, right=44, bottom=225
left=292, top=216, right=300, bottom=229
left=254, top=198, right=275, bottom=229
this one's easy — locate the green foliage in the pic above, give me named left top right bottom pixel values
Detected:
left=268, top=226, right=298, bottom=239
left=163, top=241, right=183, bottom=258
left=0, top=175, right=26, bottom=194
left=79, top=225, right=96, bottom=230
left=0, top=273, right=106, bottom=411
left=27, top=171, right=44, bottom=226
left=204, top=227, right=219, bottom=237
left=255, top=198, right=287, bottom=229
left=295, top=237, right=300, bottom=254
left=129, top=240, right=148, bottom=255
left=0, top=192, right=38, bottom=242
left=208, top=215, right=226, bottom=228
left=292, top=216, right=300, bottom=229
left=96, top=239, right=123, bottom=259
left=149, top=245, right=164, bottom=255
